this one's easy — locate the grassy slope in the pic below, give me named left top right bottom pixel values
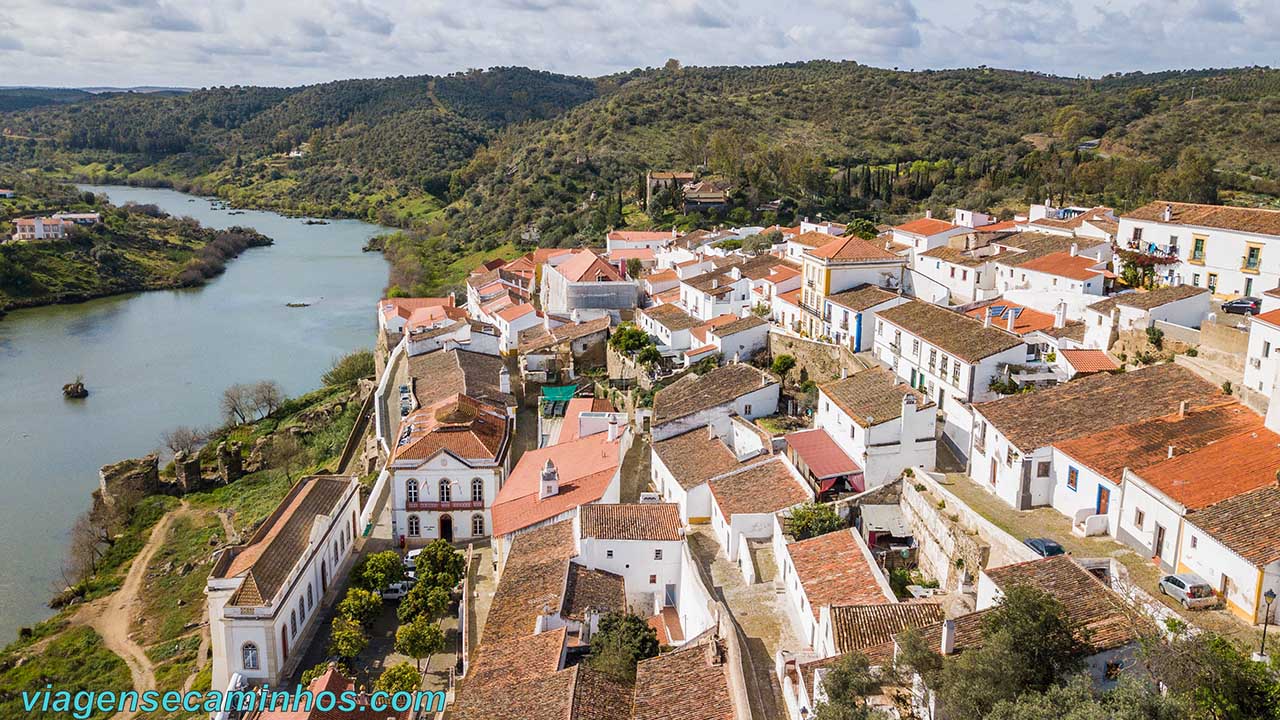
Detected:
left=0, top=626, right=132, bottom=720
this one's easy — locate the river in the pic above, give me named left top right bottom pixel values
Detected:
left=0, top=185, right=390, bottom=642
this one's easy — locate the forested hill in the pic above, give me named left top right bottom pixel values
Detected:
left=3, top=61, right=1280, bottom=294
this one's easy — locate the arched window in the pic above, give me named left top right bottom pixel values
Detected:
left=408, top=515, right=421, bottom=537
left=290, top=610, right=297, bottom=638
left=332, top=541, right=339, bottom=565
left=471, top=478, right=484, bottom=503
left=242, top=642, right=259, bottom=670
left=282, top=626, right=289, bottom=660
left=298, top=596, right=306, bottom=621
left=406, top=479, right=419, bottom=504
left=471, top=513, right=485, bottom=537
left=307, top=584, right=314, bottom=612
left=439, top=479, right=452, bottom=502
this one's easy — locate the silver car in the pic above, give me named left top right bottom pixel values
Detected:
left=1158, top=573, right=1217, bottom=609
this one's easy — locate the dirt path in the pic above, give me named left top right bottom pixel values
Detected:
left=74, top=501, right=193, bottom=720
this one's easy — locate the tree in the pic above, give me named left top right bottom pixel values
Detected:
left=1144, top=632, right=1280, bottom=720
left=636, top=345, right=662, bottom=366
left=413, top=539, right=465, bottom=583
left=337, top=587, right=383, bottom=626
left=355, top=550, right=406, bottom=591
left=220, top=383, right=254, bottom=424
left=772, top=354, right=797, bottom=383
left=250, top=380, right=283, bottom=417
left=587, top=612, right=660, bottom=682
left=323, top=349, right=375, bottom=386
left=398, top=582, right=451, bottom=624
left=813, top=652, right=887, bottom=720
left=609, top=323, right=652, bottom=355
left=301, top=661, right=351, bottom=686
left=395, top=615, right=446, bottom=670
left=626, top=257, right=642, bottom=278
left=788, top=502, right=844, bottom=540
left=159, top=425, right=208, bottom=455
left=744, top=229, right=781, bottom=255
left=1159, top=148, right=1219, bottom=205
left=375, top=662, right=422, bottom=694
left=986, top=674, right=1188, bottom=720
left=266, top=434, right=308, bottom=482
left=328, top=616, right=368, bottom=661
left=980, top=584, right=1086, bottom=692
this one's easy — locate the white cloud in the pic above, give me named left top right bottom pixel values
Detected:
left=1, top=0, right=1276, bottom=87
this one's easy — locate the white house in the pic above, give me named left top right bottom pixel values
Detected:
left=492, top=303, right=541, bottom=353
left=1117, top=201, right=1280, bottom=298
left=606, top=229, right=676, bottom=253
left=969, top=363, right=1220, bottom=511
left=540, top=249, right=639, bottom=317
left=1244, top=308, right=1280, bottom=399
left=207, top=475, right=362, bottom=694
left=916, top=246, right=997, bottom=305
left=637, top=302, right=701, bottom=353
left=10, top=216, right=71, bottom=241
left=822, top=284, right=908, bottom=352
left=701, top=314, right=769, bottom=364
left=388, top=393, right=513, bottom=545
left=1082, top=285, right=1211, bottom=351
left=708, top=456, right=811, bottom=565
left=1180, top=485, right=1280, bottom=625
left=574, top=503, right=687, bottom=619
left=378, top=296, right=462, bottom=335
left=774, top=526, right=896, bottom=650
left=651, top=362, right=780, bottom=441
left=873, top=299, right=1027, bottom=455
left=812, top=367, right=936, bottom=489
left=651, top=414, right=771, bottom=523
left=1117, top=426, right=1280, bottom=572
left=1049, top=401, right=1258, bottom=539
left=891, top=214, right=968, bottom=257
left=797, top=234, right=907, bottom=339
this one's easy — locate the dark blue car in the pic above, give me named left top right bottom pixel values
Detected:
left=1024, top=537, right=1066, bottom=557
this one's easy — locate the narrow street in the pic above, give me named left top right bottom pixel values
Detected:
left=687, top=526, right=800, bottom=720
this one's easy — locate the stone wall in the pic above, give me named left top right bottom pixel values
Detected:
left=1199, top=321, right=1249, bottom=369
left=899, top=475, right=991, bottom=591
left=97, top=454, right=163, bottom=507
left=767, top=331, right=867, bottom=384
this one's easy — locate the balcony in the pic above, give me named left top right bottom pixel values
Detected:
left=406, top=500, right=485, bottom=512
left=1241, top=254, right=1262, bottom=274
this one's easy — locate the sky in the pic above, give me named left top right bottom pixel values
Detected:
left=2, top=0, right=1278, bottom=88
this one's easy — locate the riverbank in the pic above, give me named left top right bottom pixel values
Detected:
left=0, top=191, right=272, bottom=316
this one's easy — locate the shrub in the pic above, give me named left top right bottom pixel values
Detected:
left=587, top=612, right=660, bottom=681
left=337, top=588, right=383, bottom=626
left=788, top=502, right=843, bottom=540
left=375, top=662, right=422, bottom=694
left=323, top=349, right=375, bottom=387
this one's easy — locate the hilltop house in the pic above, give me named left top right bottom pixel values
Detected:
left=540, top=249, right=638, bottom=317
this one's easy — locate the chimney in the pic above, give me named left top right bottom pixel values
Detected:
left=1069, top=243, right=1079, bottom=257
left=1178, top=400, right=1188, bottom=417
left=901, top=394, right=916, bottom=439
left=1162, top=204, right=1173, bottom=223
left=733, top=352, right=740, bottom=364
left=924, top=209, right=932, bottom=219
left=672, top=228, right=678, bottom=239
left=571, top=309, right=582, bottom=324
left=940, top=619, right=956, bottom=655
left=1006, top=311, right=1016, bottom=333
left=539, top=459, right=560, bottom=499
left=1167, top=445, right=1175, bottom=459
left=499, top=366, right=511, bottom=395
left=1054, top=301, right=1067, bottom=329
left=841, top=367, right=848, bottom=380
left=983, top=308, right=993, bottom=328
left=607, top=414, right=619, bottom=442
left=712, top=277, right=719, bottom=289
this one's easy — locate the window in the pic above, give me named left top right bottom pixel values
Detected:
left=744, top=404, right=752, bottom=415
left=1133, top=508, right=1145, bottom=529
left=1132, top=227, right=1143, bottom=242
left=654, top=549, right=663, bottom=560
left=649, top=574, right=657, bottom=584
left=307, top=585, right=314, bottom=612
left=332, top=542, right=339, bottom=564
left=299, top=596, right=306, bottom=621
left=407, top=515, right=421, bottom=537
left=1067, top=466, right=1078, bottom=491
left=439, top=479, right=452, bottom=502
left=1207, top=273, right=1218, bottom=292
left=1037, top=461, right=1050, bottom=478
left=290, top=610, right=298, bottom=638
left=472, top=478, right=484, bottom=503
left=1192, top=237, right=1205, bottom=261
left=1192, top=273, right=1200, bottom=286
left=471, top=514, right=485, bottom=536
left=950, top=267, right=956, bottom=278
left=929, top=348, right=937, bottom=369
left=1265, top=341, right=1272, bottom=358
left=912, top=338, right=920, bottom=354
left=242, top=643, right=260, bottom=670
left=282, top=627, right=289, bottom=660
left=1246, top=245, right=1262, bottom=270
left=606, top=549, right=614, bottom=559
left=1190, top=535, right=1198, bottom=549
left=406, top=479, right=418, bottom=504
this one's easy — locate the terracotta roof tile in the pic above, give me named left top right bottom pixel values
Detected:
left=1124, top=201, right=1280, bottom=236
left=1054, top=401, right=1259, bottom=484
left=787, top=529, right=892, bottom=619
left=895, top=217, right=957, bottom=236
left=1016, top=252, right=1106, bottom=281
left=653, top=363, right=776, bottom=425
left=709, top=457, right=810, bottom=516
left=406, top=349, right=513, bottom=410
left=519, top=316, right=611, bottom=353
left=491, top=432, right=621, bottom=537
left=1059, top=349, right=1118, bottom=374
left=785, top=429, right=860, bottom=480
left=825, top=284, right=899, bottom=312
left=964, top=300, right=1057, bottom=335
left=1133, top=427, right=1280, bottom=510
left=807, top=234, right=900, bottom=262
left=712, top=315, right=767, bottom=338
left=829, top=603, right=945, bottom=654
left=984, top=555, right=1148, bottom=652
left=633, top=638, right=734, bottom=720
left=1087, top=285, right=1209, bottom=314
left=1185, top=485, right=1280, bottom=566
left=975, top=363, right=1222, bottom=452
left=392, top=394, right=511, bottom=464
left=820, top=366, right=932, bottom=428
left=652, top=428, right=757, bottom=490
left=555, top=250, right=624, bottom=283
left=561, top=563, right=626, bottom=620
left=642, top=303, right=701, bottom=331
left=579, top=503, right=683, bottom=541
left=877, top=300, right=1023, bottom=363
left=481, top=521, right=576, bottom=644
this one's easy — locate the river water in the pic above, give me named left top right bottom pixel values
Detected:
left=0, top=185, right=389, bottom=642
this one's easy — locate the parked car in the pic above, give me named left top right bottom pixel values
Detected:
left=1024, top=537, right=1066, bottom=557
left=1222, top=297, right=1261, bottom=315
left=1158, top=573, right=1218, bottom=609
left=404, top=548, right=423, bottom=569
left=381, top=581, right=412, bottom=601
